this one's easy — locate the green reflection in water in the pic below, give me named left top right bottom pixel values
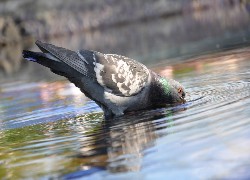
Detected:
left=0, top=113, right=104, bottom=179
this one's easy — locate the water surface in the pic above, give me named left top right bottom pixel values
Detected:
left=0, top=48, right=250, bottom=179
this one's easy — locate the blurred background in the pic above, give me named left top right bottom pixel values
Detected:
left=1, top=0, right=250, bottom=82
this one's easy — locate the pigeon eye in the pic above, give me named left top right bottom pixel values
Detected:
left=178, top=88, right=182, bottom=94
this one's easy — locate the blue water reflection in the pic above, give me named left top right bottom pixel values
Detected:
left=0, top=48, right=250, bottom=179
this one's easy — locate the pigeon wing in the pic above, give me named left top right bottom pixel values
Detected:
left=34, top=41, right=150, bottom=97
left=79, top=50, right=150, bottom=97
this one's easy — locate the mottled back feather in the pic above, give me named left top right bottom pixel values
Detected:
left=79, top=50, right=150, bottom=96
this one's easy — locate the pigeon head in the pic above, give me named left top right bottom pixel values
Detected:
left=151, top=76, right=186, bottom=106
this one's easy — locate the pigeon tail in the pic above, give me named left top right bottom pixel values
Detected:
left=22, top=50, right=81, bottom=78
left=23, top=50, right=41, bottom=62
left=23, top=50, right=61, bottom=67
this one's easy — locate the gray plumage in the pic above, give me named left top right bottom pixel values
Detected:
left=23, top=40, right=186, bottom=119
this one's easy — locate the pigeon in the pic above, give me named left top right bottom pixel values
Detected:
left=23, top=41, right=186, bottom=120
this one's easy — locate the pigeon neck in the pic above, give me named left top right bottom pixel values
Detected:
left=148, top=73, right=171, bottom=107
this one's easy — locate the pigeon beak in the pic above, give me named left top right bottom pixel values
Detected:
left=173, top=97, right=185, bottom=105
left=180, top=97, right=186, bottom=103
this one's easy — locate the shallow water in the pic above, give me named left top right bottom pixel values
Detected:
left=0, top=48, right=250, bottom=179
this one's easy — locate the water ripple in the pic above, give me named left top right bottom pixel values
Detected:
left=1, top=50, right=250, bottom=179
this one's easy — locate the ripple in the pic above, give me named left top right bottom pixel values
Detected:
left=1, top=51, right=250, bottom=179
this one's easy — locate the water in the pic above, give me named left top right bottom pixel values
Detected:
left=0, top=48, right=250, bottom=179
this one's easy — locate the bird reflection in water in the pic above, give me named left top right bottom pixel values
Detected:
left=66, top=105, right=186, bottom=177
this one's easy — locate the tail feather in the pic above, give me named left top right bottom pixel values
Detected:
left=23, top=50, right=43, bottom=62
left=35, top=40, right=89, bottom=76
left=23, top=50, right=60, bottom=68
left=22, top=50, right=81, bottom=78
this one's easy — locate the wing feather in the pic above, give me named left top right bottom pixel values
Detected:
left=80, top=51, right=150, bottom=96
left=36, top=40, right=150, bottom=97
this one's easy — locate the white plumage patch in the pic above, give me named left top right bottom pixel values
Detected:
left=93, top=52, right=105, bottom=86
left=85, top=51, right=150, bottom=96
left=111, top=60, right=145, bottom=95
left=93, top=62, right=105, bottom=86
